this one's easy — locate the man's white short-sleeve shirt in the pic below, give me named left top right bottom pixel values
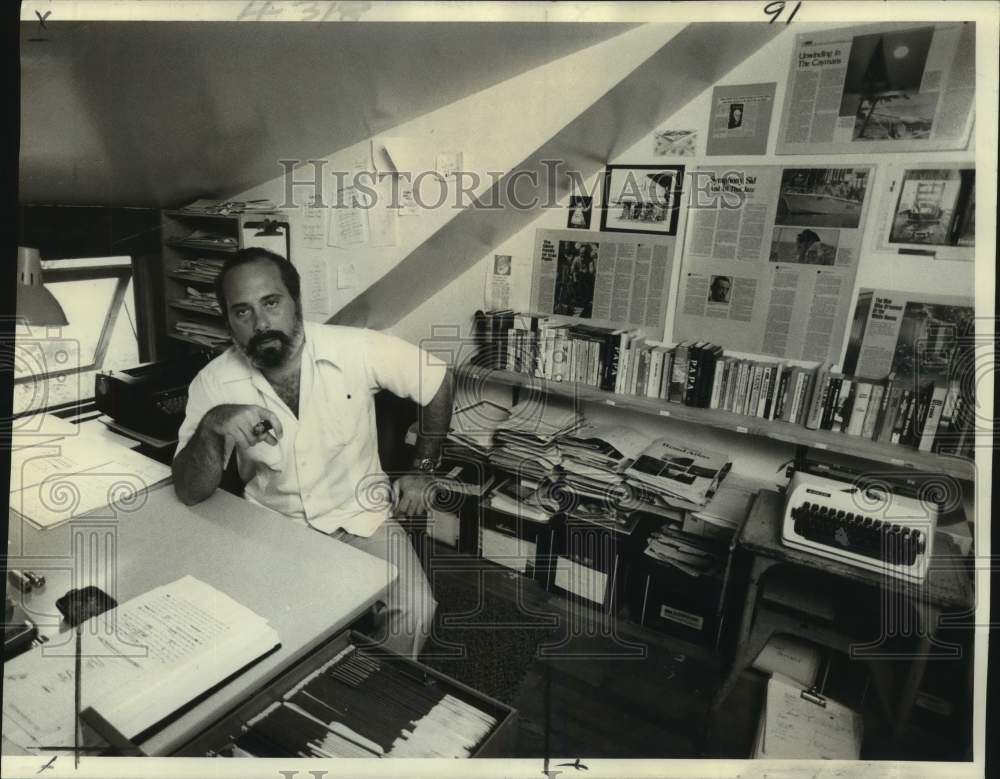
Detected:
left=176, top=322, right=447, bottom=537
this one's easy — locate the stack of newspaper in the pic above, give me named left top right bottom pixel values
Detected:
left=557, top=423, right=650, bottom=504
left=483, top=477, right=552, bottom=523
left=174, top=320, right=231, bottom=348
left=488, top=398, right=582, bottom=482
left=624, top=438, right=731, bottom=508
left=175, top=256, right=225, bottom=283
left=643, top=526, right=722, bottom=577
left=174, top=286, right=222, bottom=315
left=446, top=399, right=512, bottom=457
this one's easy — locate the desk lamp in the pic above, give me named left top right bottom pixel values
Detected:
left=15, top=246, right=68, bottom=325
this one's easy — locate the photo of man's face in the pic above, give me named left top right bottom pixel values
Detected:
left=728, top=104, right=744, bottom=129
left=494, top=255, right=511, bottom=276
left=708, top=276, right=732, bottom=303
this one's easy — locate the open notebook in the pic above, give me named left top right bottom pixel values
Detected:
left=2, top=576, right=280, bottom=753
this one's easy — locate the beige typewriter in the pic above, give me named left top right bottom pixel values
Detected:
left=782, top=471, right=936, bottom=583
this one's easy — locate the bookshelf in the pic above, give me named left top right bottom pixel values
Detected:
left=161, top=209, right=281, bottom=352
left=456, top=364, right=976, bottom=481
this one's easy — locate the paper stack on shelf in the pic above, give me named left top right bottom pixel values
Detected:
left=175, top=229, right=238, bottom=250
left=175, top=256, right=225, bottom=283
left=446, top=400, right=512, bottom=457
left=642, top=526, right=723, bottom=577
left=180, top=198, right=277, bottom=214
left=489, top=399, right=582, bottom=481
left=558, top=423, right=650, bottom=504
left=174, top=286, right=222, bottom=315
left=174, top=320, right=232, bottom=348
left=624, top=438, right=731, bottom=508
left=483, top=477, right=552, bottom=523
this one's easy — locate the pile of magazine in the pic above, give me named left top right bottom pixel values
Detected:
left=446, top=399, right=512, bottom=457
left=488, top=399, right=583, bottom=482
left=624, top=438, right=731, bottom=508
left=557, top=423, right=649, bottom=504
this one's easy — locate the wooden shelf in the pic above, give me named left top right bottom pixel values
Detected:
left=458, top=365, right=976, bottom=481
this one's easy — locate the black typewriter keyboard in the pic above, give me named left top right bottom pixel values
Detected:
left=790, top=502, right=926, bottom=566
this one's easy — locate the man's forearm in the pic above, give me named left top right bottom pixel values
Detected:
left=414, top=369, right=453, bottom=464
left=172, top=419, right=227, bottom=505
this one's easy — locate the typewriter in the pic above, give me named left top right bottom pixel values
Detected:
left=781, top=470, right=936, bottom=583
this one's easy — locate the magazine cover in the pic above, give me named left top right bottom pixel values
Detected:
left=842, top=289, right=975, bottom=383
left=624, top=439, right=732, bottom=506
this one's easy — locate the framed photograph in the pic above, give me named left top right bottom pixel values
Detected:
left=566, top=196, right=593, bottom=229
left=879, top=164, right=975, bottom=261
left=600, top=164, right=684, bottom=236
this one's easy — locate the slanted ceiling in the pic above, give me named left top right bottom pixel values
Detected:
left=19, top=21, right=636, bottom=208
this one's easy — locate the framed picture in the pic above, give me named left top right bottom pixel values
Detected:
left=879, top=164, right=975, bottom=261
left=566, top=196, right=593, bottom=229
left=600, top=164, right=684, bottom=236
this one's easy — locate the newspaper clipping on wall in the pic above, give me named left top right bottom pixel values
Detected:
left=673, top=165, right=874, bottom=362
left=706, top=82, right=776, bottom=156
left=842, top=289, right=974, bottom=382
left=776, top=22, right=975, bottom=154
left=876, top=163, right=975, bottom=261
left=529, top=228, right=676, bottom=335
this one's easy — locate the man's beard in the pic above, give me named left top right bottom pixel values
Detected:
left=239, top=317, right=304, bottom=370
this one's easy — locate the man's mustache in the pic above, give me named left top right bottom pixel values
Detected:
left=248, top=330, right=292, bottom=351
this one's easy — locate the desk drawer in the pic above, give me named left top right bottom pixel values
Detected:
left=175, top=630, right=516, bottom=758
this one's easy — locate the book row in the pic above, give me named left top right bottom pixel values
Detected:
left=474, top=311, right=975, bottom=457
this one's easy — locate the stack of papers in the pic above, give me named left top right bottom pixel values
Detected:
left=2, top=576, right=280, bottom=752
left=625, top=438, right=731, bottom=507
left=174, top=320, right=231, bottom=347
left=8, top=415, right=172, bottom=530
left=753, top=673, right=863, bottom=759
left=489, top=399, right=583, bottom=481
left=180, top=198, right=277, bottom=214
left=558, top=423, right=650, bottom=504
left=643, top=526, right=723, bottom=576
left=447, top=400, right=512, bottom=456
left=484, top=477, right=551, bottom=523
left=173, top=286, right=222, bottom=315
left=175, top=256, right=224, bottom=283
left=175, top=229, right=239, bottom=250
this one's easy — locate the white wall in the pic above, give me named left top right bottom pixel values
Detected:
left=233, top=24, right=686, bottom=321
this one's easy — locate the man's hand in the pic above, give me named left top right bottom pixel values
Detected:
left=393, top=473, right=436, bottom=517
left=202, top=404, right=283, bottom=449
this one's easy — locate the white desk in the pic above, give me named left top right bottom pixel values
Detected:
left=4, top=483, right=394, bottom=756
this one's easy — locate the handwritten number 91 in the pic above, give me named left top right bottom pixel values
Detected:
left=764, top=1, right=802, bottom=24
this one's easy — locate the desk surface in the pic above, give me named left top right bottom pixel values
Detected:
left=4, top=484, right=393, bottom=755
left=743, top=491, right=972, bottom=612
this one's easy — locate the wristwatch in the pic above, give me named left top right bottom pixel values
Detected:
left=414, top=457, right=437, bottom=474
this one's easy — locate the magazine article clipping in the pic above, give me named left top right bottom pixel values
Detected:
left=673, top=165, right=873, bottom=362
